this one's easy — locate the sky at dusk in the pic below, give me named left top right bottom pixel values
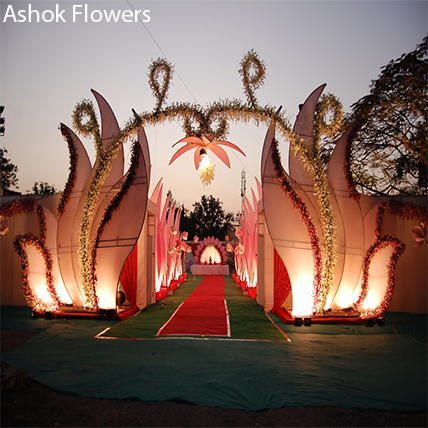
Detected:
left=1, top=0, right=426, bottom=213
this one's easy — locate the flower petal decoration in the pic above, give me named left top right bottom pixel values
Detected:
left=169, top=135, right=246, bottom=170
left=0, top=215, right=9, bottom=235
left=412, top=223, right=427, bottom=247
left=169, top=143, right=202, bottom=166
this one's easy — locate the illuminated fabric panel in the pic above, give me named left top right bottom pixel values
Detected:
left=272, top=248, right=291, bottom=313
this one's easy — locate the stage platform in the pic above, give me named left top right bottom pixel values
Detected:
left=190, top=264, right=229, bottom=276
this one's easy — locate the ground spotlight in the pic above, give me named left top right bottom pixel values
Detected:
left=376, top=317, right=385, bottom=326
left=304, top=318, right=312, bottom=326
left=294, top=317, right=303, bottom=326
left=99, top=308, right=116, bottom=318
left=366, top=318, right=375, bottom=327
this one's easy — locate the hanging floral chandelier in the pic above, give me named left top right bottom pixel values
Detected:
left=169, top=135, right=245, bottom=185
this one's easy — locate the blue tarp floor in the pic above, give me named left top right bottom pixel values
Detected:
left=1, top=306, right=427, bottom=412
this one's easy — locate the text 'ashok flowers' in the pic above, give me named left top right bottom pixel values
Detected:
left=2, top=4, right=151, bottom=23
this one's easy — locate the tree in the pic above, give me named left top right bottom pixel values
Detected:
left=0, top=147, right=19, bottom=195
left=184, top=195, right=235, bottom=240
left=31, top=181, right=57, bottom=195
left=346, top=36, right=427, bottom=196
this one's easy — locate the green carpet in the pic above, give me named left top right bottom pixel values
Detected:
left=100, top=275, right=288, bottom=341
left=100, top=275, right=204, bottom=339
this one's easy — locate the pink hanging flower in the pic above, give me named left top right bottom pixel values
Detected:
left=412, top=222, right=427, bottom=247
left=0, top=215, right=9, bottom=235
left=169, top=135, right=245, bottom=170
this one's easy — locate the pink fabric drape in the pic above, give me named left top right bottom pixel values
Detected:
left=119, top=245, right=138, bottom=307
left=272, top=248, right=292, bottom=313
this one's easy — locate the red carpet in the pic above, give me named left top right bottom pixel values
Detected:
left=157, top=276, right=230, bottom=337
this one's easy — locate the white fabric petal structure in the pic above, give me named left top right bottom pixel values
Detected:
left=326, top=125, right=366, bottom=308
left=91, top=132, right=149, bottom=309
left=56, top=125, right=92, bottom=307
left=56, top=92, right=149, bottom=310
left=261, top=84, right=410, bottom=318
left=262, top=121, right=320, bottom=316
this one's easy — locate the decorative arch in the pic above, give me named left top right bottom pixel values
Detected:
left=194, top=237, right=228, bottom=265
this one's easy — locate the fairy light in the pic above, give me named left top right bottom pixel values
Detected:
left=198, top=151, right=215, bottom=186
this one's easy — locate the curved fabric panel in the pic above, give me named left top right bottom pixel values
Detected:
left=150, top=178, right=163, bottom=203
left=273, top=248, right=291, bottom=313
left=290, top=84, right=325, bottom=186
left=119, top=244, right=138, bottom=308
left=289, top=84, right=347, bottom=310
left=262, top=122, right=320, bottom=317
left=327, top=126, right=365, bottom=308
left=56, top=125, right=92, bottom=307
left=94, top=139, right=149, bottom=309
left=42, top=200, right=72, bottom=304
left=91, top=89, right=124, bottom=187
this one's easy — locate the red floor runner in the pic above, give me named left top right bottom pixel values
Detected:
left=157, top=276, right=230, bottom=337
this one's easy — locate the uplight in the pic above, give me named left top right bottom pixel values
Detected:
left=291, top=272, right=314, bottom=317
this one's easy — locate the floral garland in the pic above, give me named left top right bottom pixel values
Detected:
left=36, top=203, right=47, bottom=240
left=0, top=197, right=60, bottom=312
left=356, top=198, right=427, bottom=318
left=313, top=93, right=343, bottom=142
left=72, top=99, right=102, bottom=156
left=386, top=200, right=428, bottom=224
left=344, top=122, right=363, bottom=203
left=13, top=233, right=60, bottom=314
left=271, top=139, right=323, bottom=314
left=239, top=49, right=266, bottom=108
left=0, top=196, right=35, bottom=218
left=89, top=142, right=142, bottom=291
left=279, top=95, right=344, bottom=311
left=374, top=202, right=387, bottom=240
left=57, top=124, right=78, bottom=217
left=78, top=161, right=108, bottom=308
left=312, top=159, right=337, bottom=310
left=289, top=131, right=337, bottom=311
left=72, top=99, right=127, bottom=307
left=375, top=200, right=428, bottom=240
left=148, top=58, right=174, bottom=113
left=12, top=203, right=60, bottom=314
left=354, top=236, right=405, bottom=319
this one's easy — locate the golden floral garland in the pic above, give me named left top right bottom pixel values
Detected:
left=12, top=203, right=61, bottom=314
left=57, top=124, right=78, bottom=217
left=313, top=93, right=343, bottom=141
left=286, top=94, right=344, bottom=311
left=239, top=49, right=266, bottom=108
left=72, top=99, right=102, bottom=156
left=148, top=58, right=174, bottom=113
